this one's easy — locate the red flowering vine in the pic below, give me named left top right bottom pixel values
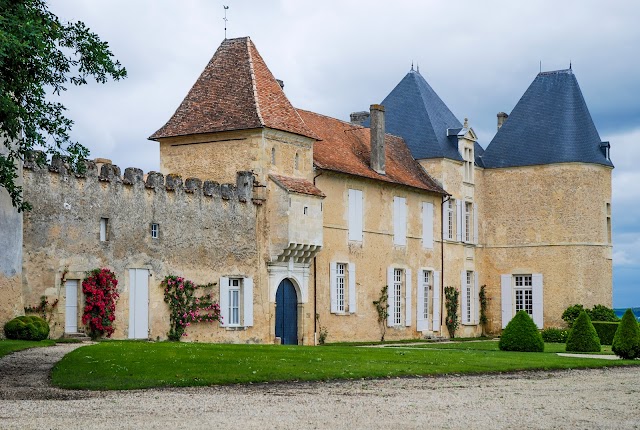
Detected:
left=82, top=268, right=119, bottom=340
left=162, top=275, right=221, bottom=341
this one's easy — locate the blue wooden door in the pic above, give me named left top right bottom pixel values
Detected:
left=275, top=279, right=298, bottom=345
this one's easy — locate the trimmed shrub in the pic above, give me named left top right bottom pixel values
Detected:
left=592, top=321, right=619, bottom=345
left=541, top=327, right=568, bottom=343
left=562, top=304, right=584, bottom=328
left=499, top=311, right=544, bottom=352
left=3, top=315, right=50, bottom=341
left=612, top=309, right=640, bottom=359
left=566, top=311, right=601, bottom=352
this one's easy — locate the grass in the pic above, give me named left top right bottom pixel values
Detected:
left=399, top=341, right=615, bottom=354
left=51, top=340, right=637, bottom=390
left=0, top=339, right=55, bottom=358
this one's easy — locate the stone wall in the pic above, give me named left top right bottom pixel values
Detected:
left=20, top=155, right=266, bottom=341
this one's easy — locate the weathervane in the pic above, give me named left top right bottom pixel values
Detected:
left=223, top=5, right=229, bottom=39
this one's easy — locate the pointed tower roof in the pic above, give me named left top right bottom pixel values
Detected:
left=150, top=37, right=317, bottom=141
left=482, top=69, right=612, bottom=168
left=366, top=69, right=463, bottom=160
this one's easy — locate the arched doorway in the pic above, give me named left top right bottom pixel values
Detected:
left=275, top=279, right=298, bottom=345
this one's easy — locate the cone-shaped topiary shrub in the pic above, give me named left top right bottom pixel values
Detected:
left=3, top=315, right=50, bottom=341
left=499, top=310, right=544, bottom=352
left=612, top=309, right=640, bottom=359
left=566, top=311, right=601, bottom=352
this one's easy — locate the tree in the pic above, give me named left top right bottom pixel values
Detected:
left=612, top=309, right=640, bottom=359
left=565, top=310, right=601, bottom=353
left=0, top=0, right=126, bottom=211
left=499, top=310, right=544, bottom=352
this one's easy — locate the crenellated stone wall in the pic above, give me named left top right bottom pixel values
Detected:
left=19, top=154, right=268, bottom=341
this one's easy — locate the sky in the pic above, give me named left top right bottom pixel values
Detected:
left=48, top=0, right=639, bottom=307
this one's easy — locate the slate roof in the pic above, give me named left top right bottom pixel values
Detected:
left=481, top=69, right=613, bottom=168
left=298, top=109, right=446, bottom=195
left=150, top=37, right=317, bottom=141
left=269, top=174, right=325, bottom=197
left=364, top=69, right=463, bottom=161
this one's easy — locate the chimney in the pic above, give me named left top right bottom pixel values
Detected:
left=350, top=111, right=370, bottom=126
left=370, top=104, right=385, bottom=174
left=497, top=112, right=508, bottom=131
left=276, top=79, right=284, bottom=90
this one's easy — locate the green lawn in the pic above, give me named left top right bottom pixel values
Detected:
left=51, top=341, right=636, bottom=390
left=0, top=339, right=55, bottom=358
left=397, top=341, right=614, bottom=354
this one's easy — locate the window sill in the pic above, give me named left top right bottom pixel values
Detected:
left=224, top=326, right=247, bottom=331
left=462, top=181, right=475, bottom=187
left=331, top=312, right=355, bottom=316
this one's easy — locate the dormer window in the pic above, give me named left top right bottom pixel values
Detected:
left=600, top=142, right=610, bottom=160
left=463, top=146, right=474, bottom=183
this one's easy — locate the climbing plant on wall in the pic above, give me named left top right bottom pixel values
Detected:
left=479, top=285, right=489, bottom=336
left=82, top=268, right=119, bottom=340
left=161, top=275, right=221, bottom=341
left=444, top=286, right=460, bottom=339
left=372, top=286, right=389, bottom=342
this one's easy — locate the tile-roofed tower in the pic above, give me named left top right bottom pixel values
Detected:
left=481, top=69, right=613, bottom=168
left=365, top=69, right=463, bottom=161
left=149, top=37, right=317, bottom=141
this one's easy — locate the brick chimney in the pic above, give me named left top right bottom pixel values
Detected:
left=370, top=104, right=385, bottom=175
left=497, top=112, right=508, bottom=131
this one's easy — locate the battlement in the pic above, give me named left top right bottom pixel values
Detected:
left=23, top=152, right=261, bottom=204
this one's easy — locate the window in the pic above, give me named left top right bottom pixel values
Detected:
left=330, top=262, right=356, bottom=314
left=461, top=270, right=478, bottom=325
left=463, top=146, right=474, bottom=183
left=219, top=276, right=254, bottom=327
left=100, top=218, right=108, bottom=242
left=464, top=202, right=472, bottom=243
left=443, top=199, right=454, bottom=240
left=422, top=202, right=434, bottom=249
left=606, top=203, right=612, bottom=244
left=294, top=152, right=299, bottom=170
left=151, top=223, right=159, bottom=239
left=501, top=273, right=543, bottom=329
left=271, top=147, right=276, bottom=165
left=348, top=189, right=363, bottom=242
left=393, top=196, right=407, bottom=246
left=387, top=267, right=412, bottom=327
left=303, top=206, right=308, bottom=215
left=417, top=269, right=440, bottom=331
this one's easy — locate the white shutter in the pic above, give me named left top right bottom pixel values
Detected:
left=405, top=269, right=412, bottom=326
left=473, top=204, right=478, bottom=245
left=348, top=189, right=363, bottom=242
left=330, top=262, right=338, bottom=313
left=433, top=271, right=441, bottom=331
left=442, top=202, right=450, bottom=240
left=474, top=272, right=479, bottom=324
left=423, top=202, right=434, bottom=249
left=393, top=197, right=407, bottom=246
left=219, top=277, right=229, bottom=327
left=416, top=270, right=427, bottom=331
left=461, top=270, right=468, bottom=324
left=243, top=277, right=254, bottom=327
left=532, top=274, right=544, bottom=328
left=348, top=262, right=356, bottom=314
left=387, top=267, right=395, bottom=327
left=456, top=200, right=463, bottom=242
left=501, top=274, right=512, bottom=329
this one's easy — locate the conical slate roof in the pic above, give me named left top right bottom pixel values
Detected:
left=150, top=37, right=317, bottom=141
left=481, top=69, right=612, bottom=168
left=366, top=69, right=463, bottom=161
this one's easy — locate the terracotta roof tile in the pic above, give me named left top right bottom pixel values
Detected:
left=150, top=37, right=317, bottom=140
left=269, top=174, right=325, bottom=197
left=297, top=109, right=446, bottom=194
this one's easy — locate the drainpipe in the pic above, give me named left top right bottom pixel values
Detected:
left=440, top=194, right=451, bottom=335
left=312, top=169, right=323, bottom=345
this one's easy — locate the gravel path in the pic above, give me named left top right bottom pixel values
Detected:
left=0, top=345, right=639, bottom=429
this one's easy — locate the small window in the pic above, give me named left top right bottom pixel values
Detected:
left=294, top=152, right=299, bottom=170
left=151, top=223, right=159, bottom=239
left=303, top=206, right=308, bottom=215
left=100, top=218, right=108, bottom=242
left=463, top=146, right=474, bottom=182
left=228, top=278, right=242, bottom=326
left=271, top=147, right=276, bottom=165
left=606, top=203, right=612, bottom=244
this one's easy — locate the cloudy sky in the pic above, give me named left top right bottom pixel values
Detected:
left=49, top=0, right=639, bottom=307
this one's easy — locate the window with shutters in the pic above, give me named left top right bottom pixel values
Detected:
left=219, top=276, right=254, bottom=328
left=444, top=199, right=454, bottom=240
left=514, top=275, right=533, bottom=316
left=348, top=189, right=363, bottom=242
left=465, top=271, right=473, bottom=323
left=393, top=269, right=403, bottom=325
left=464, top=202, right=472, bottom=243
left=330, top=262, right=356, bottom=314
left=421, top=270, right=432, bottom=321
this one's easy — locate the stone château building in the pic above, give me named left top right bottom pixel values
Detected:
left=0, top=37, right=613, bottom=343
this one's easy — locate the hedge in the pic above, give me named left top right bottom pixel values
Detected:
left=566, top=311, right=601, bottom=353
left=499, top=311, right=544, bottom=352
left=4, top=315, right=50, bottom=341
left=592, top=321, right=619, bottom=345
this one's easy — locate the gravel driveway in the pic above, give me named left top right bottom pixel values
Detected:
left=0, top=344, right=638, bottom=429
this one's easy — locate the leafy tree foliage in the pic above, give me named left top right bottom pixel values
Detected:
left=612, top=309, right=640, bottom=359
left=0, top=0, right=126, bottom=211
left=565, top=311, right=601, bottom=352
left=499, top=310, right=544, bottom=352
